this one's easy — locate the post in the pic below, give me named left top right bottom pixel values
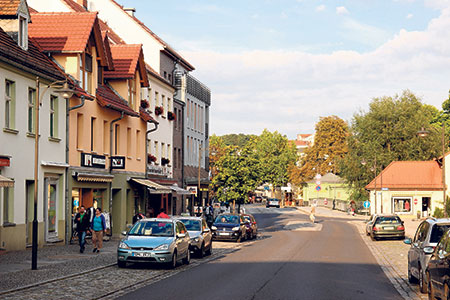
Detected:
left=198, top=145, right=201, bottom=210
left=32, top=77, right=40, bottom=270
left=374, top=157, right=377, bottom=214
left=443, top=123, right=447, bottom=218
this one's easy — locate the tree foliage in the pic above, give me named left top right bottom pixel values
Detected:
left=340, top=90, right=442, bottom=201
left=221, top=133, right=257, bottom=147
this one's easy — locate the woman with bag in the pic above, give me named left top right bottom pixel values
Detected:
left=91, top=207, right=106, bottom=253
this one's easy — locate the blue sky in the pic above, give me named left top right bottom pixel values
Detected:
left=119, top=0, right=450, bottom=139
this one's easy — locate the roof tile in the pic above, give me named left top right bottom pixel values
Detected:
left=104, top=44, right=141, bottom=79
left=0, top=0, right=20, bottom=16
left=96, top=84, right=138, bottom=116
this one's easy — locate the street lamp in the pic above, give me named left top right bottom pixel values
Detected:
left=417, top=126, right=447, bottom=217
left=32, top=77, right=74, bottom=270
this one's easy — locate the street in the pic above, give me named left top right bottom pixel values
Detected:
left=118, top=206, right=402, bottom=300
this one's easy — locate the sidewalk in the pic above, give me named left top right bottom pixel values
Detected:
left=0, top=238, right=118, bottom=293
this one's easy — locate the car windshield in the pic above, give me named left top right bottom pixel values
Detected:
left=215, top=215, right=239, bottom=224
left=128, top=221, right=174, bottom=237
left=430, top=224, right=450, bottom=243
left=179, top=219, right=201, bottom=231
left=375, top=216, right=401, bottom=224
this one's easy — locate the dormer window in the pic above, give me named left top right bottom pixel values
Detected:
left=18, top=15, right=28, bottom=50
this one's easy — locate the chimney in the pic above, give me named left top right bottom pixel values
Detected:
left=76, top=0, right=88, bottom=9
left=123, top=7, right=136, bottom=17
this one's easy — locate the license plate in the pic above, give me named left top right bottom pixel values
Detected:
left=219, top=232, right=229, bottom=236
left=384, top=226, right=395, bottom=230
left=133, top=252, right=152, bottom=257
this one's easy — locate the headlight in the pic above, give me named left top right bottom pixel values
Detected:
left=119, top=241, right=130, bottom=249
left=232, top=226, right=240, bottom=231
left=191, top=237, right=200, bottom=242
left=154, top=244, right=169, bottom=251
left=211, top=226, right=217, bottom=230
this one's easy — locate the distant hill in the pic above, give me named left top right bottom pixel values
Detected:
left=220, top=134, right=257, bottom=147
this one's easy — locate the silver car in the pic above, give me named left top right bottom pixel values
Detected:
left=404, top=218, right=450, bottom=293
left=176, top=216, right=213, bottom=257
left=117, top=218, right=191, bottom=269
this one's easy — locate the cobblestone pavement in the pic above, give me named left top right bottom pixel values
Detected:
left=0, top=237, right=261, bottom=300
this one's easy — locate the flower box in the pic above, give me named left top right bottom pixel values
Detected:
left=161, top=157, right=170, bottom=166
left=147, top=154, right=157, bottom=163
left=168, top=111, right=176, bottom=121
left=155, top=106, right=164, bottom=116
left=140, top=100, right=149, bottom=109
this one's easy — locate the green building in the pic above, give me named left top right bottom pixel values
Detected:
left=303, top=173, right=351, bottom=210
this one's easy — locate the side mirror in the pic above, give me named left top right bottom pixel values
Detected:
left=403, top=238, right=412, bottom=245
left=177, top=233, right=186, bottom=238
left=121, top=231, right=127, bottom=236
left=423, top=247, right=434, bottom=254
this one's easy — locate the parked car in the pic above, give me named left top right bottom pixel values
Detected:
left=255, top=196, right=263, bottom=203
left=365, top=214, right=378, bottom=236
left=176, top=216, right=213, bottom=258
left=211, top=214, right=247, bottom=242
left=117, top=218, right=190, bottom=269
left=242, top=213, right=258, bottom=240
left=266, top=198, right=280, bottom=208
left=369, top=215, right=405, bottom=241
left=426, top=228, right=450, bottom=299
left=404, top=218, right=450, bottom=293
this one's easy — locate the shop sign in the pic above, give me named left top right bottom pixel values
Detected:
left=187, top=186, right=197, bottom=196
left=81, top=153, right=106, bottom=169
left=111, top=156, right=125, bottom=169
left=0, top=156, right=10, bottom=167
left=147, top=164, right=170, bottom=177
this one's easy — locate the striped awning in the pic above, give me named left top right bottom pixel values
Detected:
left=76, top=172, right=114, bottom=183
left=168, top=185, right=191, bottom=195
left=0, top=175, right=14, bottom=187
left=131, top=178, right=171, bottom=194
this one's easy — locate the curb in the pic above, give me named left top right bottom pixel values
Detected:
left=295, top=206, right=366, bottom=220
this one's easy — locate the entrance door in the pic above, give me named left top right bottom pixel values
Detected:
left=423, top=197, right=431, bottom=217
left=44, top=178, right=58, bottom=241
left=25, top=180, right=34, bottom=245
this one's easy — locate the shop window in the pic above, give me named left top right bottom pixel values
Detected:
left=393, top=197, right=412, bottom=213
left=3, top=186, right=14, bottom=224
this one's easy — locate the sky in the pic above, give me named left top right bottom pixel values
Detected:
left=120, top=0, right=450, bottom=139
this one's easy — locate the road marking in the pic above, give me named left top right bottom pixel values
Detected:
left=284, top=221, right=323, bottom=231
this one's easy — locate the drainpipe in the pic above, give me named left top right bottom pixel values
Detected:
left=109, top=112, right=124, bottom=231
left=65, top=95, right=86, bottom=244
left=144, top=121, right=159, bottom=212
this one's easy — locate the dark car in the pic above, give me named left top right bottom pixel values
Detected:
left=255, top=196, right=263, bottom=203
left=370, top=215, right=405, bottom=240
left=404, top=218, right=450, bottom=293
left=211, top=214, right=247, bottom=242
left=426, top=229, right=450, bottom=300
left=242, top=213, right=258, bottom=240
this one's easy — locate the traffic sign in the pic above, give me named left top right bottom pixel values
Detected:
left=363, top=201, right=371, bottom=208
left=315, top=174, right=322, bottom=180
left=315, top=185, right=321, bottom=191
left=315, top=180, right=321, bottom=185
left=414, top=198, right=418, bottom=205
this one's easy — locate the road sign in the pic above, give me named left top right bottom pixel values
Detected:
left=315, top=174, right=322, bottom=180
left=414, top=198, right=418, bottom=205
left=315, top=180, right=321, bottom=185
left=324, top=199, right=328, bottom=205
left=315, top=185, right=321, bottom=191
left=363, top=201, right=371, bottom=208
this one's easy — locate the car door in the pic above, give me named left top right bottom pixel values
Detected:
left=178, top=222, right=189, bottom=257
left=431, top=234, right=449, bottom=297
left=410, top=222, right=425, bottom=277
left=202, top=219, right=212, bottom=248
left=437, top=234, right=450, bottom=297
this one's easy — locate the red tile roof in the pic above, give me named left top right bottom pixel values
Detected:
left=366, top=161, right=443, bottom=190
left=29, top=12, right=97, bottom=52
left=295, top=140, right=310, bottom=147
left=109, top=0, right=194, bottom=71
left=104, top=44, right=141, bottom=78
left=0, top=27, right=66, bottom=82
left=96, top=84, right=138, bottom=116
left=139, top=107, right=157, bottom=123
left=0, top=0, right=20, bottom=16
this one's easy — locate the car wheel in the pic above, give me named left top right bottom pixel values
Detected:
left=169, top=251, right=177, bottom=269
left=427, top=272, right=435, bottom=300
left=206, top=242, right=212, bottom=256
left=419, top=266, right=428, bottom=293
left=408, top=265, right=417, bottom=283
left=183, top=248, right=190, bottom=265
left=199, top=243, right=205, bottom=258
left=117, top=260, right=126, bottom=268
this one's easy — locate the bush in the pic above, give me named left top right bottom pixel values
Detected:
left=432, top=196, right=450, bottom=218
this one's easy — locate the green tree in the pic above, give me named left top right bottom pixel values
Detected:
left=221, top=133, right=257, bottom=147
left=340, top=90, right=441, bottom=201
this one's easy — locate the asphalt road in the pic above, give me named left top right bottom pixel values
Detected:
left=118, top=206, right=403, bottom=300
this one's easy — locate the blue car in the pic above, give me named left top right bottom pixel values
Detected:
left=211, top=214, right=247, bottom=242
left=117, top=218, right=191, bottom=269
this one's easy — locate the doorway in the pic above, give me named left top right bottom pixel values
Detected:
left=25, top=180, right=34, bottom=245
left=422, top=197, right=430, bottom=217
left=44, top=178, right=58, bottom=241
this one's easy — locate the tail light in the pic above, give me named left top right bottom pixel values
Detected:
left=252, top=222, right=257, bottom=225
left=397, top=225, right=405, bottom=230
left=372, top=226, right=378, bottom=231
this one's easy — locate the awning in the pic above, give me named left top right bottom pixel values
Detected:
left=0, top=175, right=14, bottom=187
left=76, top=172, right=114, bottom=183
left=168, top=185, right=191, bottom=195
left=131, top=178, right=172, bottom=194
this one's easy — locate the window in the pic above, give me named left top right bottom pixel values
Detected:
left=27, top=88, right=36, bottom=133
left=97, top=64, right=103, bottom=85
left=154, top=141, right=159, bottom=161
left=136, top=129, right=141, bottom=158
left=76, top=113, right=83, bottom=149
left=162, top=95, right=166, bottom=112
left=50, top=96, right=58, bottom=138
left=168, top=144, right=171, bottom=164
left=161, top=142, right=165, bottom=158
left=178, top=149, right=181, bottom=168
left=115, top=124, right=120, bottom=155
left=128, top=79, right=136, bottom=109
left=103, top=120, right=108, bottom=154
left=3, top=186, right=13, bottom=224
left=127, top=127, right=132, bottom=156
left=167, top=97, right=171, bottom=113
left=90, top=117, right=96, bottom=152
left=85, top=53, right=93, bottom=93
left=155, top=91, right=159, bottom=107
left=5, top=80, right=15, bottom=129
left=173, top=147, right=177, bottom=169
left=18, top=16, right=27, bottom=49
left=164, top=71, right=167, bottom=79
left=393, top=197, right=412, bottom=213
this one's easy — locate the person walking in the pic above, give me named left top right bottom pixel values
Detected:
left=310, top=205, right=316, bottom=224
left=91, top=207, right=107, bottom=253
left=204, top=203, right=214, bottom=228
left=157, top=208, right=170, bottom=219
left=74, top=205, right=90, bottom=253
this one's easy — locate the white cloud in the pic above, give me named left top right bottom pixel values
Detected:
left=336, top=6, right=349, bottom=15
left=425, top=0, right=450, bottom=9
left=407, top=13, right=414, bottom=19
left=341, top=18, right=392, bottom=47
left=179, top=8, right=450, bottom=138
left=316, top=4, right=326, bottom=12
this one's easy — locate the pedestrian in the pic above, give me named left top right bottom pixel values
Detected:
left=204, top=203, right=214, bottom=228
left=310, top=205, right=316, bottom=224
left=157, top=208, right=170, bottom=219
left=332, top=199, right=336, bottom=210
left=132, top=211, right=145, bottom=224
left=91, top=207, right=106, bottom=253
left=74, top=205, right=90, bottom=253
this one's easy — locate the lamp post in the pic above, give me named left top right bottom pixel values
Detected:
left=32, top=78, right=74, bottom=270
left=418, top=126, right=447, bottom=217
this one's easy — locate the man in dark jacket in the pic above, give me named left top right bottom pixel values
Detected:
left=74, top=205, right=90, bottom=253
